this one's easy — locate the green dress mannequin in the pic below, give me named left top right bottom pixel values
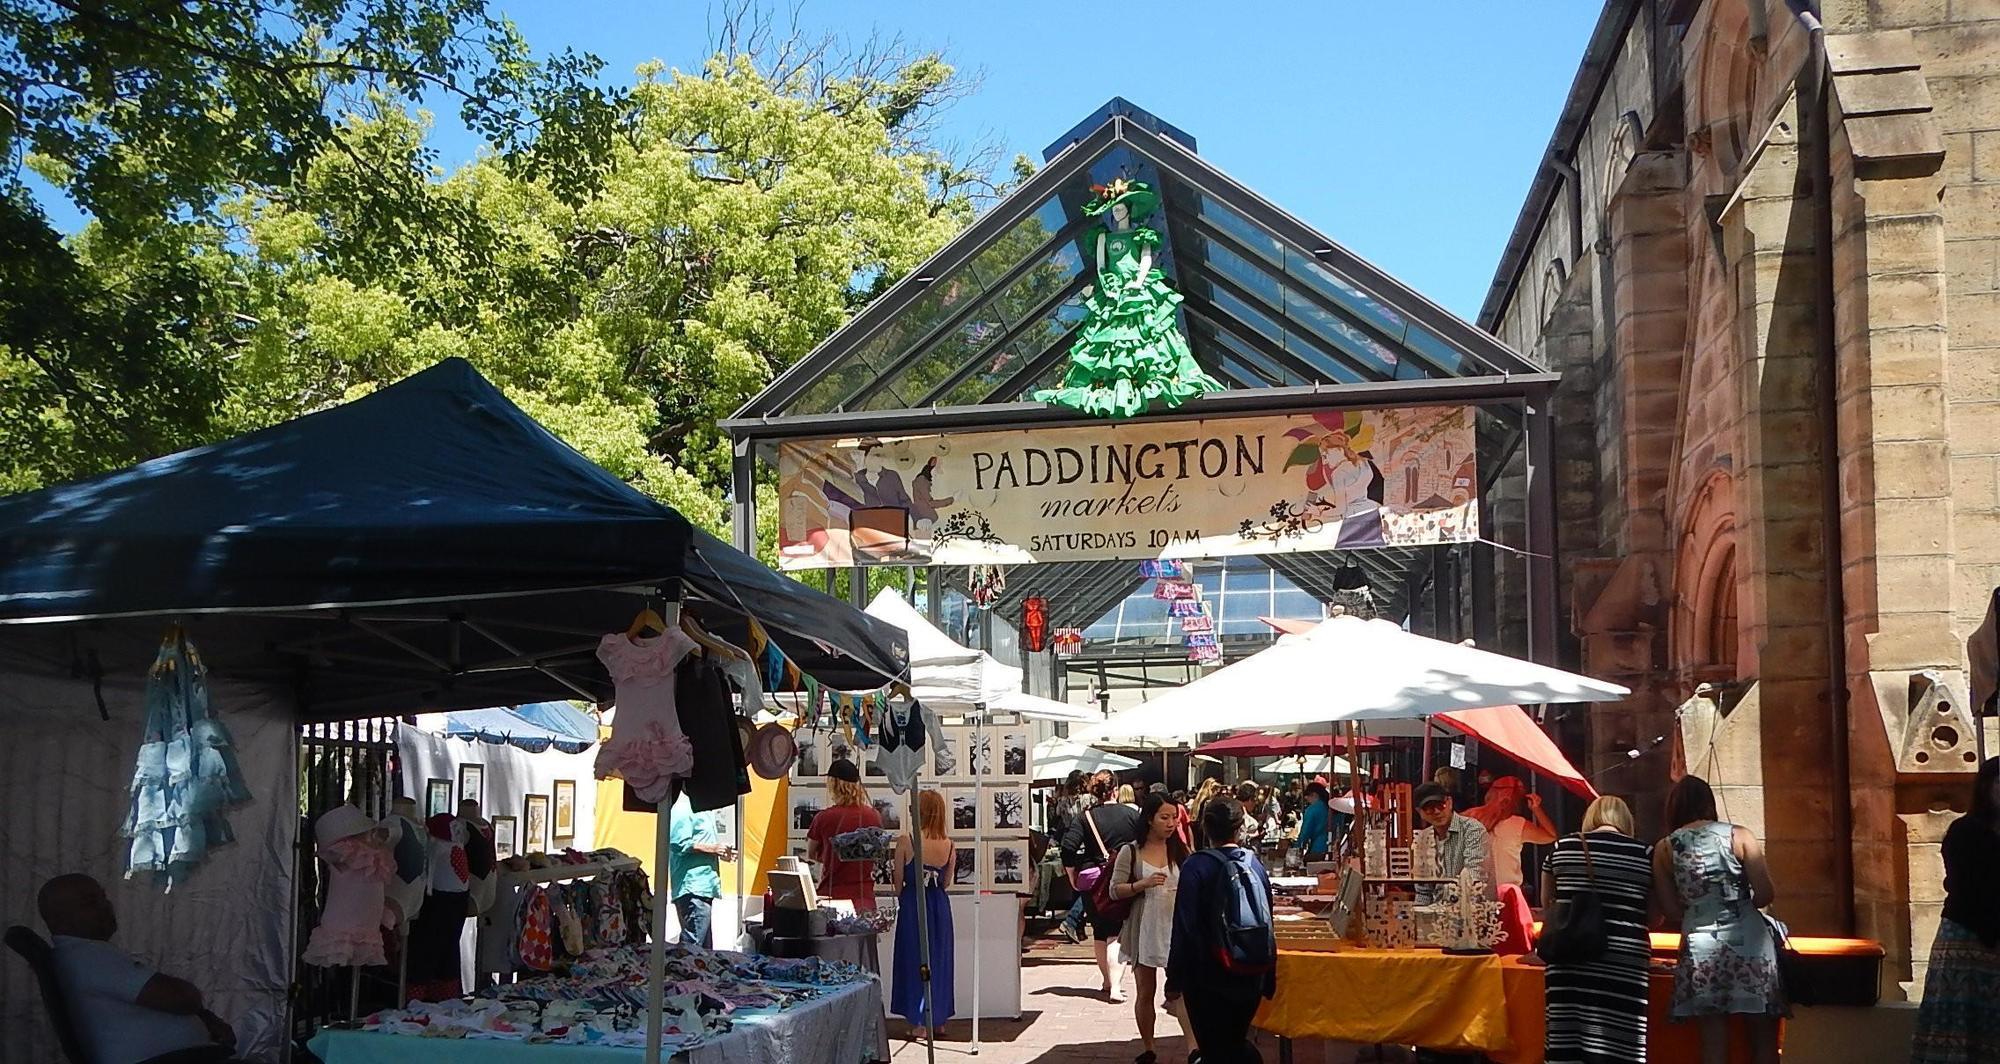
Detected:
left=1034, top=179, right=1224, bottom=418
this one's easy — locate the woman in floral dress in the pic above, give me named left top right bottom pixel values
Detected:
left=1653, top=776, right=1784, bottom=1064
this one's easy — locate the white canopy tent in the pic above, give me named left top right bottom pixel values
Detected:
left=864, top=589, right=1019, bottom=707
left=1033, top=738, right=1142, bottom=783
left=1078, top=617, right=1629, bottom=741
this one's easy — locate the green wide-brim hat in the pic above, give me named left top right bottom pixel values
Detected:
left=1083, top=178, right=1160, bottom=220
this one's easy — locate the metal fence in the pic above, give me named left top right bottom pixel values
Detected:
left=291, top=717, right=402, bottom=1044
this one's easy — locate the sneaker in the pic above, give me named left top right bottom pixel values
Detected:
left=1059, top=921, right=1083, bottom=944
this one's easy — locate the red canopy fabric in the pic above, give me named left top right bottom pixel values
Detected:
left=1436, top=705, right=1597, bottom=799
left=1255, top=617, right=1597, bottom=799
left=1196, top=729, right=1387, bottom=757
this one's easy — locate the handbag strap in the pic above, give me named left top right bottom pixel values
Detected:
left=1576, top=831, right=1598, bottom=888
left=1084, top=805, right=1113, bottom=863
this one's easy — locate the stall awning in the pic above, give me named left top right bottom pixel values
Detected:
left=0, top=359, right=908, bottom=715
left=440, top=702, right=599, bottom=753
left=1434, top=705, right=1596, bottom=800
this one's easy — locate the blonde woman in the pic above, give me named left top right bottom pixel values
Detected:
left=891, top=790, right=956, bottom=1040
left=1188, top=777, right=1223, bottom=848
left=1539, top=795, right=1653, bottom=1063
left=807, top=758, right=883, bottom=911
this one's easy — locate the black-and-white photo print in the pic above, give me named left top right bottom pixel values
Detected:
left=1001, top=731, right=1028, bottom=776
left=952, top=845, right=977, bottom=887
left=795, top=731, right=823, bottom=778
left=967, top=730, right=993, bottom=776
left=871, top=796, right=902, bottom=830
left=988, top=842, right=1027, bottom=888
left=950, top=789, right=978, bottom=831
left=990, top=786, right=1026, bottom=830
left=791, top=793, right=826, bottom=831
left=932, top=729, right=959, bottom=777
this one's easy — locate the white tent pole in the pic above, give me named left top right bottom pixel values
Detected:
left=971, top=711, right=984, bottom=1055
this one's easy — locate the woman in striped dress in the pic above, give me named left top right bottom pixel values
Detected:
left=1540, top=795, right=1654, bottom=1062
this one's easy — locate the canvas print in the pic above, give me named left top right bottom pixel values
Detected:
left=989, top=786, right=1027, bottom=831
left=871, top=796, right=903, bottom=830
left=457, top=763, right=484, bottom=807
left=1001, top=731, right=1029, bottom=776
left=492, top=815, right=518, bottom=859
left=949, top=789, right=978, bottom=832
left=523, top=794, right=550, bottom=853
left=932, top=728, right=961, bottom=777
left=952, top=845, right=978, bottom=888
left=425, top=779, right=452, bottom=818
left=791, top=792, right=827, bottom=831
left=553, top=780, right=576, bottom=839
left=988, top=842, right=1027, bottom=890
left=967, top=730, right=993, bottom=777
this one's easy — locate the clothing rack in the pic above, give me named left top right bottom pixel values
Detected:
left=474, top=855, right=645, bottom=979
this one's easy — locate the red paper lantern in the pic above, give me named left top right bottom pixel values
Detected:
left=1022, top=595, right=1050, bottom=653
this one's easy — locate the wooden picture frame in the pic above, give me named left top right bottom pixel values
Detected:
left=523, top=794, right=550, bottom=853
left=492, top=815, right=518, bottom=859
left=553, top=780, right=576, bottom=840
left=987, top=841, right=1028, bottom=891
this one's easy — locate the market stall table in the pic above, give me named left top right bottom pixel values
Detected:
left=307, top=978, right=888, bottom=1064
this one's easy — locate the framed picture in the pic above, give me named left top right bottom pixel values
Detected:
left=872, top=856, right=896, bottom=892
left=790, top=792, right=826, bottom=832
left=457, top=763, right=484, bottom=809
left=523, top=794, right=550, bottom=853
left=1000, top=731, right=1029, bottom=777
left=951, top=845, right=978, bottom=889
left=870, top=795, right=903, bottom=831
left=987, top=785, right=1028, bottom=831
left=948, top=788, right=979, bottom=832
left=987, top=842, right=1028, bottom=891
left=425, top=779, right=452, bottom=818
left=861, top=743, right=885, bottom=779
left=553, top=780, right=576, bottom=839
left=931, top=728, right=961, bottom=778
left=794, top=731, right=824, bottom=778
left=966, top=729, right=994, bottom=777
left=492, top=815, right=518, bottom=859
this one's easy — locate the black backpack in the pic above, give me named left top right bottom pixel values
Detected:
left=1197, top=847, right=1276, bottom=979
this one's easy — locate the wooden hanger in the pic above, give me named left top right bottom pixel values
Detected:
left=626, top=606, right=667, bottom=642
left=680, top=610, right=750, bottom=663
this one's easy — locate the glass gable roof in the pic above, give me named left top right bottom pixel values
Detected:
left=741, top=104, right=1536, bottom=421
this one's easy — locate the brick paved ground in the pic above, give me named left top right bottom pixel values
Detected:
left=881, top=935, right=1287, bottom=1064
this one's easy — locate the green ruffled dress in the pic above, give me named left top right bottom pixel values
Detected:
left=1035, top=224, right=1224, bottom=418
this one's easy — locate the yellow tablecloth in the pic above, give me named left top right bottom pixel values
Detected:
left=1254, top=949, right=1515, bottom=1055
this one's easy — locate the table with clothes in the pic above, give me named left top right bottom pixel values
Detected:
left=307, top=945, right=887, bottom=1064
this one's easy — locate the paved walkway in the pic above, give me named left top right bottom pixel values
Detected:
left=881, top=937, right=1284, bottom=1064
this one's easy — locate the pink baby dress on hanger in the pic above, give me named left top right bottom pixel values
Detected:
left=592, top=629, right=700, bottom=802
left=303, top=804, right=398, bottom=967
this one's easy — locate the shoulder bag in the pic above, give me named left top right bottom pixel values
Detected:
left=1086, top=809, right=1137, bottom=922
left=1536, top=833, right=1608, bottom=964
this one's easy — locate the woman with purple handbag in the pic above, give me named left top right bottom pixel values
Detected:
left=1062, top=773, right=1143, bottom=1001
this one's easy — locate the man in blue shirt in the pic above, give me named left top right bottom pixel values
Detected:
left=1294, top=782, right=1332, bottom=861
left=1169, top=798, right=1276, bottom=1064
left=667, top=792, right=736, bottom=949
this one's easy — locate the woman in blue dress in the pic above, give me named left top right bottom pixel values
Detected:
left=892, top=789, right=956, bottom=1040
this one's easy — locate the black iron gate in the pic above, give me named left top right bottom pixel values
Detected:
left=291, top=717, right=402, bottom=1046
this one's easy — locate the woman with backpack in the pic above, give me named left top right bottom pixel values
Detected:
left=1168, top=798, right=1276, bottom=1064
left=1108, top=794, right=1192, bottom=1064
left=1539, top=795, right=1653, bottom=1062
left=1063, top=772, right=1143, bottom=1001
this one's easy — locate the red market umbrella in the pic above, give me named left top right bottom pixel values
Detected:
left=1196, top=729, right=1388, bottom=758
left=1436, top=705, right=1597, bottom=800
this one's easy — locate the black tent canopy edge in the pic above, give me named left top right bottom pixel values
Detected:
left=0, top=359, right=909, bottom=719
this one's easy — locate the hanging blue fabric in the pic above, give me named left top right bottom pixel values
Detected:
left=760, top=640, right=786, bottom=694
left=122, top=626, right=251, bottom=891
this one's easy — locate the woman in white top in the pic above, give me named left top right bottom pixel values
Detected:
left=1109, top=793, right=1191, bottom=1064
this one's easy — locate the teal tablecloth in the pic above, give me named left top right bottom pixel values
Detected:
left=307, top=979, right=885, bottom=1064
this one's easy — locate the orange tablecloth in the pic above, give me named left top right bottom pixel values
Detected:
left=1254, top=949, right=1767, bottom=1063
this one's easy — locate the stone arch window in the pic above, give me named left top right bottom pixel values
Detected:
left=1602, top=110, right=1644, bottom=208
left=1674, top=469, right=1740, bottom=681
left=1539, top=257, right=1568, bottom=323
left=1693, top=0, right=1761, bottom=178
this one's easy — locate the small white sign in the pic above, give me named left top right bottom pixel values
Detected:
left=1449, top=742, right=1467, bottom=770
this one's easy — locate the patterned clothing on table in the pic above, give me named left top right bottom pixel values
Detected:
left=1543, top=830, right=1654, bottom=1063
left=593, top=630, right=699, bottom=802
left=1666, top=821, right=1785, bottom=1019
left=1911, top=918, right=2000, bottom=1063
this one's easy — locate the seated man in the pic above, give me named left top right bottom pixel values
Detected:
left=1412, top=782, right=1494, bottom=904
left=39, top=873, right=236, bottom=1064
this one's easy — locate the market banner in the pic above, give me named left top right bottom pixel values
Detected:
left=775, top=406, right=1478, bottom=569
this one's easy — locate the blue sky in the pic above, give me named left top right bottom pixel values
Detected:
left=34, top=2, right=1602, bottom=321
left=486, top=1, right=1604, bottom=319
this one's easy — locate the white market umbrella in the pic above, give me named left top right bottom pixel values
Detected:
left=988, top=689, right=1098, bottom=723
left=1079, top=616, right=1629, bottom=741
left=1033, top=738, right=1141, bottom=782
left=1256, top=754, right=1352, bottom=777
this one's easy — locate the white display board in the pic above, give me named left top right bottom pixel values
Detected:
left=875, top=891, right=1023, bottom=1020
